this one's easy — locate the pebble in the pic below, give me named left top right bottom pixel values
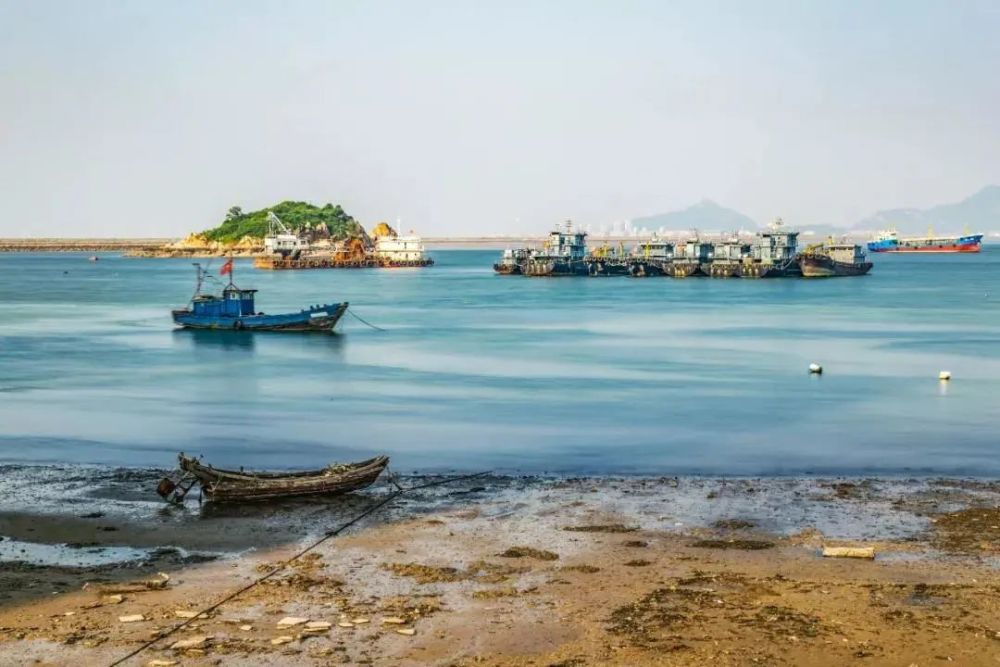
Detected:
left=239, top=625, right=253, bottom=631
left=381, top=617, right=407, bottom=625
left=169, top=636, right=210, bottom=650
left=173, top=610, right=198, bottom=619
left=102, top=594, right=124, bottom=605
left=276, top=616, right=309, bottom=628
left=395, top=628, right=416, bottom=636
left=305, top=621, right=332, bottom=630
left=338, top=621, right=355, bottom=628
left=271, top=636, right=294, bottom=645
left=146, top=661, right=179, bottom=667
left=118, top=614, right=145, bottom=623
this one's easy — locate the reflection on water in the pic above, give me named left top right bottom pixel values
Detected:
left=1, top=250, right=999, bottom=475
left=173, top=328, right=258, bottom=351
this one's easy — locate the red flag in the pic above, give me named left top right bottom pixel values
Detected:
left=219, top=258, right=233, bottom=276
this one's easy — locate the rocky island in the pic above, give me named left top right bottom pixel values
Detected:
left=125, top=201, right=366, bottom=258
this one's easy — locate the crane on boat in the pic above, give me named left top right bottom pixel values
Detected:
left=264, top=212, right=308, bottom=258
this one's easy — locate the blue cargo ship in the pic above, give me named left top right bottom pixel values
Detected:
left=867, top=229, right=983, bottom=253
left=171, top=261, right=348, bottom=332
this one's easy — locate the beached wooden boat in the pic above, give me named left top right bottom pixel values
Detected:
left=158, top=453, right=389, bottom=502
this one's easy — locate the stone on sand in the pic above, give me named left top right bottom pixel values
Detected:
left=169, top=635, right=210, bottom=650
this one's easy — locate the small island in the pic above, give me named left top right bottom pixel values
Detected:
left=126, top=201, right=367, bottom=258
left=126, top=200, right=433, bottom=268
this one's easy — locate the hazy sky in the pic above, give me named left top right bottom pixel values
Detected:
left=2, top=1, right=999, bottom=237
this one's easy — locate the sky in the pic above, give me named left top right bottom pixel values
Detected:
left=1, top=0, right=999, bottom=237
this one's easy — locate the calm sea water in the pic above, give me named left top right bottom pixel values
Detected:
left=1, top=249, right=998, bottom=475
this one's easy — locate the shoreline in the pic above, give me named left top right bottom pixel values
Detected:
left=1, top=473, right=997, bottom=665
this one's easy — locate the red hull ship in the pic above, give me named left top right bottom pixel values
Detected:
left=867, top=230, right=982, bottom=253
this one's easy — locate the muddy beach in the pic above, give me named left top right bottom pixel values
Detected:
left=0, top=472, right=998, bottom=666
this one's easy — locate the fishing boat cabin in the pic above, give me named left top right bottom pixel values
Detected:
left=190, top=286, right=258, bottom=318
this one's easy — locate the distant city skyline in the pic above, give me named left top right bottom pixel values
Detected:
left=2, top=1, right=999, bottom=237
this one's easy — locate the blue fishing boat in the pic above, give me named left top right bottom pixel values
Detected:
left=172, top=260, right=348, bottom=332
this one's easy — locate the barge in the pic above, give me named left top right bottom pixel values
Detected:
left=494, top=218, right=867, bottom=279
left=799, top=242, right=873, bottom=277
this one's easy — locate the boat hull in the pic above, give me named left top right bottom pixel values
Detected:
left=587, top=260, right=631, bottom=276
left=172, top=302, right=348, bottom=332
left=493, top=263, right=522, bottom=275
left=799, top=255, right=873, bottom=277
left=867, top=234, right=982, bottom=253
left=522, top=259, right=590, bottom=276
left=177, top=454, right=389, bottom=501
left=704, top=262, right=740, bottom=278
left=671, top=262, right=702, bottom=278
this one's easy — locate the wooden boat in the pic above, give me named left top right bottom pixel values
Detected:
left=158, top=453, right=389, bottom=502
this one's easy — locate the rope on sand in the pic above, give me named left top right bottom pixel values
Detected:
left=108, top=470, right=489, bottom=667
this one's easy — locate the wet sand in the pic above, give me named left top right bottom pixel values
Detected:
left=1, top=475, right=998, bottom=665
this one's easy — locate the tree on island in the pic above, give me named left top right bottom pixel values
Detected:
left=203, top=201, right=365, bottom=243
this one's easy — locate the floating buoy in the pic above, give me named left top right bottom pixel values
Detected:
left=938, top=371, right=951, bottom=381
left=808, top=363, right=823, bottom=374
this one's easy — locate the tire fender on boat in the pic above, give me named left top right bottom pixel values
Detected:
left=234, top=320, right=244, bottom=330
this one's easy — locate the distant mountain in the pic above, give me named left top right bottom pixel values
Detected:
left=796, top=224, right=857, bottom=239
left=854, top=185, right=1000, bottom=235
left=631, top=199, right=757, bottom=231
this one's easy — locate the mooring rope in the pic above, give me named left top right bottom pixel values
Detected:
left=108, top=470, right=488, bottom=667
left=346, top=307, right=386, bottom=331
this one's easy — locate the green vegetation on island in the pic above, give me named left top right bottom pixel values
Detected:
left=202, top=201, right=364, bottom=243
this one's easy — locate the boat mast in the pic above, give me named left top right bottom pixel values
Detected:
left=191, top=262, right=204, bottom=303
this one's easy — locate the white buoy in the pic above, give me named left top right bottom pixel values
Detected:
left=809, top=363, right=823, bottom=374
left=938, top=371, right=951, bottom=381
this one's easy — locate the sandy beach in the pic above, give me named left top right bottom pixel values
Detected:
left=1, top=474, right=998, bottom=666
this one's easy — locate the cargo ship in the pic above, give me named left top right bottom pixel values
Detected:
left=867, top=229, right=982, bottom=253
left=799, top=242, right=873, bottom=277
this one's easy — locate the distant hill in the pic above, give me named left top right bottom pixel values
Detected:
left=854, top=185, right=1000, bottom=234
left=202, top=201, right=365, bottom=243
left=631, top=200, right=758, bottom=231
left=796, top=224, right=857, bottom=239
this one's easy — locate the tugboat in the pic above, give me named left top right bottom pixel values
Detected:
left=738, top=218, right=802, bottom=278
left=672, top=238, right=712, bottom=277
left=799, top=241, right=873, bottom=277
left=630, top=237, right=673, bottom=276
left=706, top=237, right=749, bottom=278
left=587, top=241, right=632, bottom=276
left=522, top=222, right=591, bottom=276
left=493, top=247, right=530, bottom=275
left=172, top=259, right=348, bottom=332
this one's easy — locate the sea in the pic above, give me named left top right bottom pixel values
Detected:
left=1, top=249, right=999, bottom=476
